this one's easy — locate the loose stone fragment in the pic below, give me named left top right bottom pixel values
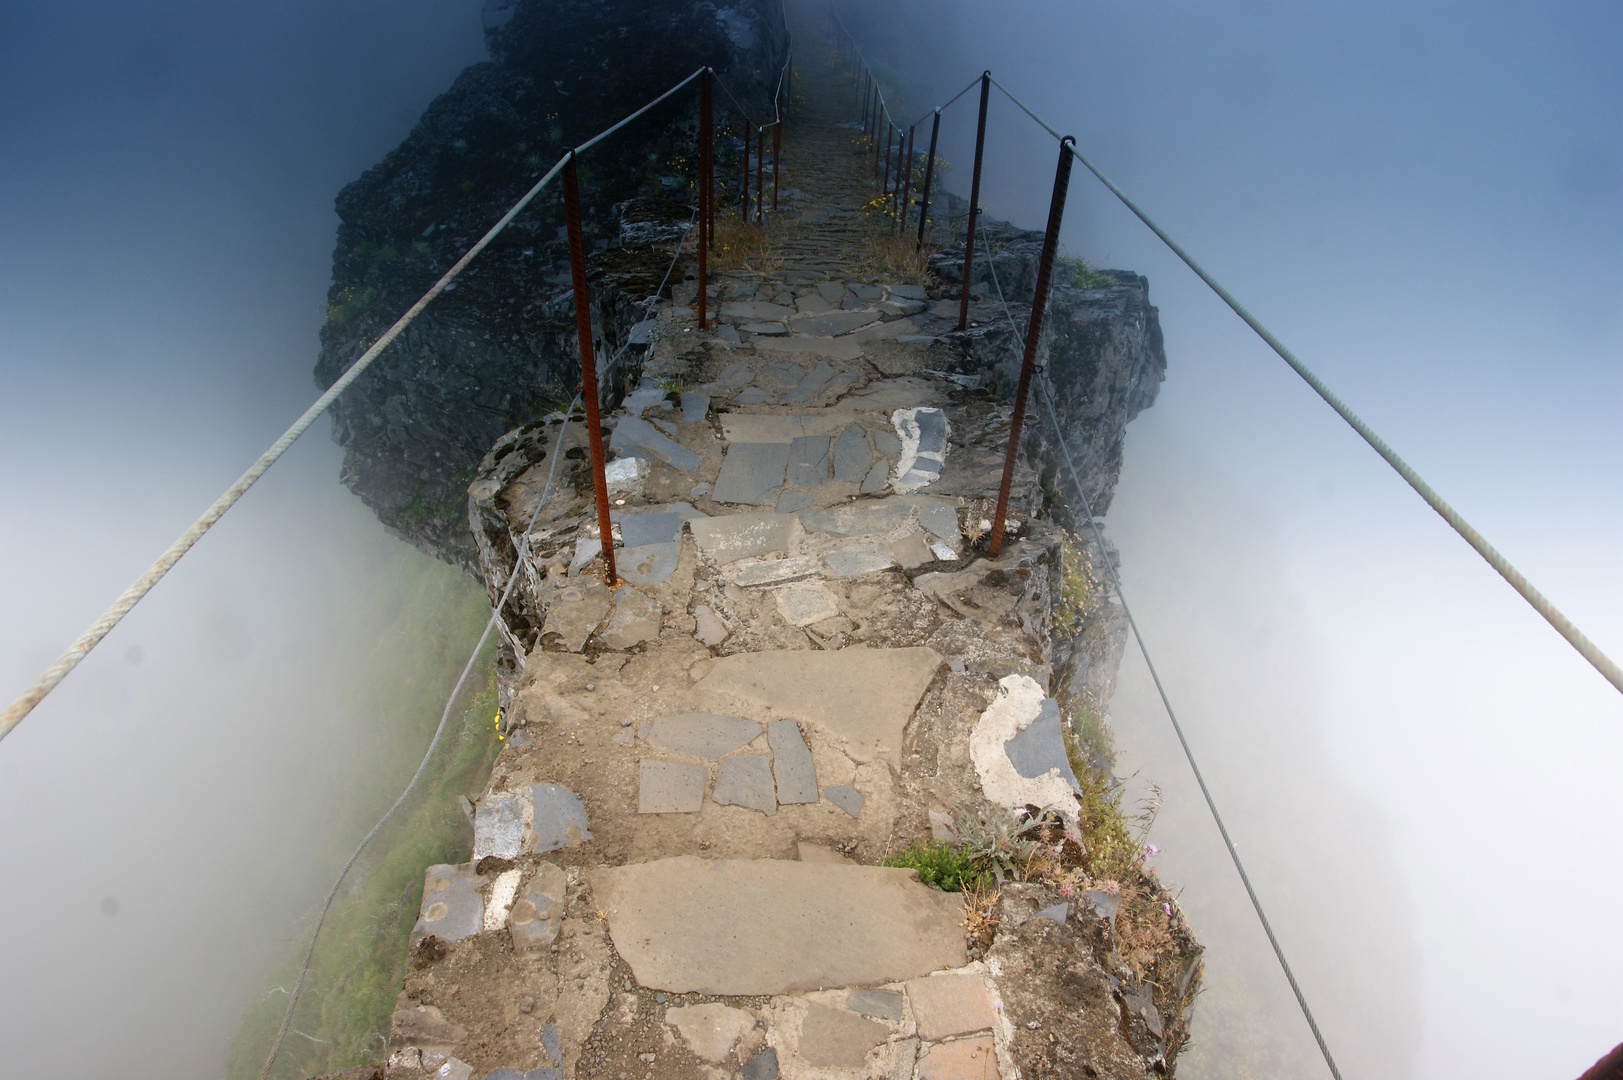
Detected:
left=906, top=973, right=998, bottom=1040
left=824, top=784, right=865, bottom=819
left=1034, top=902, right=1069, bottom=925
left=646, top=713, right=762, bottom=760
left=1002, top=697, right=1082, bottom=792
left=799, top=1003, right=889, bottom=1068
left=714, top=442, right=791, bottom=505
left=638, top=760, right=706, bottom=814
left=590, top=857, right=968, bottom=995
left=766, top=720, right=818, bottom=804
left=712, top=755, right=777, bottom=816
left=413, top=864, right=482, bottom=944
left=832, top=424, right=872, bottom=481
left=972, top=675, right=1081, bottom=818
left=693, top=604, right=729, bottom=646
left=845, top=988, right=904, bottom=1022
left=666, top=1003, right=757, bottom=1063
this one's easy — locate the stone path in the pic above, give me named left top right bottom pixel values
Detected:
left=375, top=20, right=1160, bottom=1080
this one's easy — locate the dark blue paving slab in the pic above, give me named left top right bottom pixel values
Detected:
left=782, top=360, right=836, bottom=403
left=618, top=542, right=679, bottom=586
left=528, top=783, right=591, bottom=852
left=714, top=442, right=791, bottom=505
left=766, top=720, right=818, bottom=804
left=412, top=863, right=482, bottom=944
left=609, top=416, right=701, bottom=473
left=680, top=392, right=710, bottom=423
left=775, top=489, right=814, bottom=513
left=913, top=408, right=948, bottom=457
left=824, top=784, right=865, bottom=819
left=832, top=424, right=871, bottom=482
left=743, top=1047, right=779, bottom=1080
left=616, top=511, right=684, bottom=548
left=712, top=755, right=777, bottom=816
left=787, top=435, right=830, bottom=487
left=1002, top=698, right=1081, bottom=792
left=845, top=988, right=904, bottom=1021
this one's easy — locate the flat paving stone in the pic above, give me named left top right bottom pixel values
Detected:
left=732, top=555, right=821, bottom=587
left=791, top=309, right=880, bottom=336
left=618, top=542, right=679, bottom=586
left=413, top=864, right=482, bottom=944
left=800, top=500, right=913, bottom=538
left=906, top=973, right=999, bottom=1040
left=666, top=1003, right=757, bottom=1064
left=823, top=784, right=865, bottom=819
left=541, top=581, right=612, bottom=652
left=845, top=988, right=903, bottom=1022
left=914, top=499, right=959, bottom=541
left=758, top=362, right=807, bottom=390
left=766, top=720, right=819, bottom=804
left=721, top=299, right=797, bottom=321
left=638, top=760, right=706, bottom=814
left=795, top=293, right=834, bottom=315
left=696, top=646, right=942, bottom=765
left=775, top=583, right=840, bottom=626
left=814, top=281, right=847, bottom=303
left=915, top=1036, right=997, bottom=1080
left=508, top=862, right=567, bottom=956
left=680, top=391, right=710, bottom=422
left=742, top=1047, right=779, bottom=1080
left=832, top=424, right=872, bottom=481
left=646, top=713, right=762, bottom=760
left=616, top=511, right=684, bottom=548
left=736, top=387, right=775, bottom=405
left=693, top=604, right=729, bottom=646
left=1034, top=902, right=1069, bottom=925
left=753, top=336, right=865, bottom=362
left=596, top=585, right=661, bottom=649
left=609, top=416, right=701, bottom=473
left=799, top=1003, right=888, bottom=1068
left=859, top=458, right=891, bottom=494
left=719, top=362, right=755, bottom=388
left=590, top=857, right=967, bottom=995
left=782, top=360, right=836, bottom=403
left=823, top=541, right=893, bottom=577
left=886, top=283, right=927, bottom=300
left=849, top=284, right=883, bottom=300
left=721, top=413, right=850, bottom=442
left=712, top=755, right=777, bottom=816
left=689, top=513, right=794, bottom=563
left=568, top=537, right=601, bottom=577
left=871, top=427, right=903, bottom=456
left=526, top=783, right=590, bottom=853
left=621, top=385, right=668, bottom=417
left=714, top=442, right=791, bottom=505
left=1002, top=696, right=1081, bottom=792
left=786, top=435, right=830, bottom=487
left=888, top=530, right=935, bottom=569
left=775, top=489, right=814, bottom=513
left=741, top=322, right=788, bottom=335
left=473, top=794, right=524, bottom=861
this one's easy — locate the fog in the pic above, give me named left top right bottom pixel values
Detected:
left=0, top=3, right=489, bottom=1076
left=841, top=2, right=1622, bottom=1077
left=2, top=2, right=1618, bottom=1078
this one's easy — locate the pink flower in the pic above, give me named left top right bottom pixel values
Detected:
left=1162, top=902, right=1172, bottom=916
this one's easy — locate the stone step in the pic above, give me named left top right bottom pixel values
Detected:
left=589, top=856, right=967, bottom=996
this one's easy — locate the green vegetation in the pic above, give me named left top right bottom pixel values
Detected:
left=882, top=839, right=986, bottom=892
left=1061, top=254, right=1116, bottom=289
left=223, top=548, right=502, bottom=1080
left=324, top=285, right=377, bottom=327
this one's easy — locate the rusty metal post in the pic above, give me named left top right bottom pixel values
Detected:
left=740, top=120, right=750, bottom=222
left=957, top=73, right=991, bottom=331
left=988, top=137, right=1075, bottom=559
left=862, top=77, right=871, bottom=131
left=916, top=108, right=940, bottom=250
left=698, top=69, right=712, bottom=328
left=561, top=154, right=618, bottom=586
left=898, top=125, right=915, bottom=235
left=772, top=121, right=781, bottom=211
left=756, top=125, right=764, bottom=226
left=872, top=97, right=882, bottom=177
left=881, top=124, right=892, bottom=199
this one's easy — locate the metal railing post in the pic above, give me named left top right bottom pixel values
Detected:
left=772, top=121, right=781, bottom=211
left=698, top=69, right=712, bottom=328
left=988, top=137, right=1075, bottom=558
left=916, top=108, right=940, bottom=250
left=756, top=125, right=765, bottom=225
left=898, top=124, right=915, bottom=235
left=957, top=73, right=991, bottom=331
left=881, top=123, right=892, bottom=198
left=561, top=153, right=618, bottom=586
left=740, top=120, right=750, bottom=222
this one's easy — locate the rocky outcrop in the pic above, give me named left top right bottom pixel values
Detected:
left=313, top=0, right=787, bottom=569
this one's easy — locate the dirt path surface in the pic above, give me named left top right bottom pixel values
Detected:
left=365, top=21, right=1186, bottom=1080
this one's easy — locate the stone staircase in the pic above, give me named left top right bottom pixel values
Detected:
left=373, top=24, right=1170, bottom=1080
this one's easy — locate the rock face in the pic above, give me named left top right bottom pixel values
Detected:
left=313, top=0, right=788, bottom=569
left=929, top=211, right=1167, bottom=523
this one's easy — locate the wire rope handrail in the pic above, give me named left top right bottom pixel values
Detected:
left=0, top=63, right=720, bottom=742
